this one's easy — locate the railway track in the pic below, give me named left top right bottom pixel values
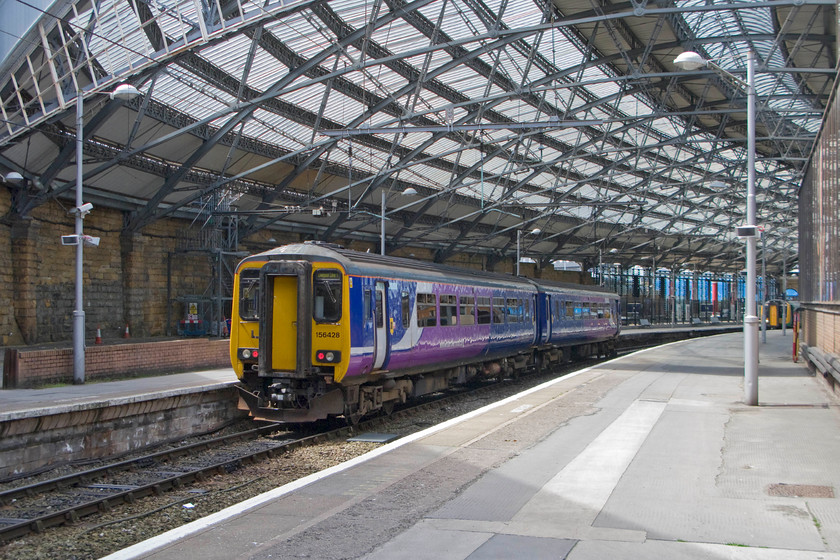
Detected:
left=0, top=347, right=650, bottom=545
left=0, top=421, right=305, bottom=542
left=0, top=383, right=488, bottom=542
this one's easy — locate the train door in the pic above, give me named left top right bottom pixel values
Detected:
left=373, top=281, right=388, bottom=370
left=258, top=261, right=312, bottom=376
left=271, top=276, right=298, bottom=371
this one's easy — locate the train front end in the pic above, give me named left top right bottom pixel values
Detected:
left=230, top=247, right=350, bottom=422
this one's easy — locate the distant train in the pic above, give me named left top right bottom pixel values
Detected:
left=760, top=300, right=797, bottom=329
left=230, top=242, right=620, bottom=423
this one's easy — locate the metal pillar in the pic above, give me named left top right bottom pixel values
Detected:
left=743, top=50, right=759, bottom=405
left=73, top=93, right=86, bottom=385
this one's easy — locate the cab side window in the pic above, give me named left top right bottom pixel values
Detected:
left=313, top=270, right=342, bottom=322
left=239, top=269, right=260, bottom=321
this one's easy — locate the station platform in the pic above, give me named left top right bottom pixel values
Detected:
left=97, top=329, right=840, bottom=560
left=0, top=324, right=737, bottom=419
left=0, top=368, right=235, bottom=419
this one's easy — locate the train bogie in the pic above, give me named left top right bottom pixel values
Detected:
left=230, top=242, right=619, bottom=423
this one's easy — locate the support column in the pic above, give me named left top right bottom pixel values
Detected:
left=10, top=219, right=39, bottom=344
left=120, top=231, right=147, bottom=337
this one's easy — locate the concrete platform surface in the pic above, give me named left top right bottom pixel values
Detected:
left=0, top=325, right=731, bottom=421
left=0, top=368, right=235, bottom=420
left=104, top=330, right=840, bottom=560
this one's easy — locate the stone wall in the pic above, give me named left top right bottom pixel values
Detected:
left=0, top=385, right=244, bottom=478
left=0, top=191, right=247, bottom=345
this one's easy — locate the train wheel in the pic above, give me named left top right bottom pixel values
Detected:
left=343, top=401, right=362, bottom=427
left=345, top=411, right=362, bottom=427
left=382, top=401, right=395, bottom=417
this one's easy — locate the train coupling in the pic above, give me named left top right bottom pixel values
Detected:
left=267, top=381, right=296, bottom=406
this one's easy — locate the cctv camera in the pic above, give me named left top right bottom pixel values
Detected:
left=76, top=202, right=93, bottom=214
left=81, top=235, right=100, bottom=247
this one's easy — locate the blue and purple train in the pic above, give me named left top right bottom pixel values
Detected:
left=230, top=241, right=620, bottom=422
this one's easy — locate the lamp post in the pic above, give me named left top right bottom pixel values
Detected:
left=381, top=187, right=417, bottom=255
left=781, top=235, right=788, bottom=336
left=761, top=228, right=767, bottom=344
left=381, top=190, right=385, bottom=255
left=72, top=83, right=140, bottom=384
left=674, top=50, right=759, bottom=405
left=516, top=227, right=541, bottom=276
left=598, top=248, right=603, bottom=286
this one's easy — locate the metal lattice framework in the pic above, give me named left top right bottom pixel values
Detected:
left=0, top=0, right=835, bottom=274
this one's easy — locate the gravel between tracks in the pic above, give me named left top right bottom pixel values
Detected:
left=0, top=365, right=584, bottom=560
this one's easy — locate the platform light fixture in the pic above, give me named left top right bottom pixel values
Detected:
left=675, top=50, right=759, bottom=405
left=71, top=83, right=141, bottom=385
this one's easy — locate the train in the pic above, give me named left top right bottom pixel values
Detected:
left=230, top=241, right=620, bottom=423
left=760, top=300, right=798, bottom=329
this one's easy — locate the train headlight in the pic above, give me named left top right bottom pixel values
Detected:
left=315, top=350, right=341, bottom=363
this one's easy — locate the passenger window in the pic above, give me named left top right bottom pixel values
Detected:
left=364, top=289, right=372, bottom=323
left=476, top=297, right=492, bottom=324
left=238, top=268, right=260, bottom=321
left=460, top=295, right=475, bottom=325
left=313, top=269, right=342, bottom=322
left=507, top=298, right=522, bottom=323
left=492, top=297, right=505, bottom=324
left=417, top=293, right=437, bottom=327
left=440, top=295, right=457, bottom=326
left=401, top=292, right=410, bottom=328
left=375, top=290, right=384, bottom=328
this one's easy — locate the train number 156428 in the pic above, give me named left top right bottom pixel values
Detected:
left=315, top=331, right=340, bottom=338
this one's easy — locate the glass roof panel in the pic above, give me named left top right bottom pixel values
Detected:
left=0, top=0, right=827, bottom=273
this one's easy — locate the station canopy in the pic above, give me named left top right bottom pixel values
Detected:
left=0, top=0, right=834, bottom=274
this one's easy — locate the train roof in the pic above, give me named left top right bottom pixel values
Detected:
left=532, top=277, right=619, bottom=299
left=241, top=241, right=616, bottom=298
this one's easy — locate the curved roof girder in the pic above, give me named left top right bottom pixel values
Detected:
left=0, top=0, right=832, bottom=276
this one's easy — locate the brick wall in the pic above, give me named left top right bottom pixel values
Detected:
left=4, top=338, right=231, bottom=388
left=0, top=186, right=588, bottom=349
left=0, top=191, right=11, bottom=335
left=0, top=192, right=278, bottom=346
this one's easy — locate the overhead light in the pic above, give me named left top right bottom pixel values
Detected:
left=4, top=171, right=23, bottom=185
left=110, top=84, right=141, bottom=101
left=674, top=51, right=708, bottom=71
